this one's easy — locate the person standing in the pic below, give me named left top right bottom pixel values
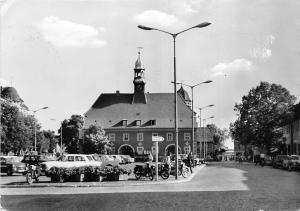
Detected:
left=187, top=151, right=194, bottom=173
left=148, top=153, right=153, bottom=163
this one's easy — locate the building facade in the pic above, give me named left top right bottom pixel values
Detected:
left=83, top=52, right=194, bottom=157
left=281, top=118, right=300, bottom=155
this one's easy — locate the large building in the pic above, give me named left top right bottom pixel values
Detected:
left=280, top=103, right=300, bottom=155
left=83, top=52, right=194, bottom=157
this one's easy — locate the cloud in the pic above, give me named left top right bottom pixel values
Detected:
left=169, top=0, right=197, bottom=15
left=250, top=34, right=275, bottom=61
left=210, top=58, right=254, bottom=77
left=37, top=16, right=107, bottom=48
left=250, top=48, right=272, bottom=60
left=134, top=10, right=181, bottom=28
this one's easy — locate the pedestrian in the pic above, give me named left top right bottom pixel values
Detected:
left=187, top=151, right=193, bottom=173
left=259, top=152, right=265, bottom=166
left=148, top=153, right=153, bottom=162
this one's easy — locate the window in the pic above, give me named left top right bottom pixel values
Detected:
left=150, top=120, right=156, bottom=125
left=122, top=119, right=128, bottom=126
left=75, top=156, right=85, bottom=161
left=136, top=120, right=141, bottom=126
left=86, top=156, right=93, bottom=161
left=167, top=133, right=173, bottom=141
left=184, top=133, right=191, bottom=141
left=68, top=156, right=74, bottom=161
left=137, top=133, right=143, bottom=141
left=184, top=146, right=191, bottom=154
left=137, top=146, right=144, bottom=155
left=123, top=133, right=129, bottom=141
left=108, top=133, right=116, bottom=142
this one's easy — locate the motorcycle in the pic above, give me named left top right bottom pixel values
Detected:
left=134, top=162, right=154, bottom=180
left=151, top=163, right=171, bottom=180
left=25, top=164, right=41, bottom=184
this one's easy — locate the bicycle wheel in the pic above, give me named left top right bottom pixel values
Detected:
left=26, top=173, right=34, bottom=184
left=181, top=167, right=189, bottom=178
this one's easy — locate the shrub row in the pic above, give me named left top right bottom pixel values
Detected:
left=48, top=165, right=132, bottom=182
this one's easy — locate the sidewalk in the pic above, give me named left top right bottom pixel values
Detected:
left=0, top=165, right=205, bottom=188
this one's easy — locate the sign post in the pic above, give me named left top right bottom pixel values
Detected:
left=152, top=136, right=164, bottom=181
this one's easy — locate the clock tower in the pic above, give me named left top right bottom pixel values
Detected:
left=132, top=49, right=147, bottom=104
left=133, top=50, right=145, bottom=94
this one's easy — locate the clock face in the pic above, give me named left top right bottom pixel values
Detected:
left=136, top=84, right=144, bottom=92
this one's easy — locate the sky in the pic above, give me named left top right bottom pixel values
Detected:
left=1, top=0, right=300, bottom=149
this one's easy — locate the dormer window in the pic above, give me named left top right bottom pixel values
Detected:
left=122, top=119, right=128, bottom=126
left=150, top=120, right=156, bottom=126
left=136, top=120, right=141, bottom=126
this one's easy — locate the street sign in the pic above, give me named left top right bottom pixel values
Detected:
left=152, top=136, right=164, bottom=142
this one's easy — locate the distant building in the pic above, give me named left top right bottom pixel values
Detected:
left=280, top=103, right=300, bottom=155
left=195, top=127, right=215, bottom=157
left=83, top=52, right=194, bottom=157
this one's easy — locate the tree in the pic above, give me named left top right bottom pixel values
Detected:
left=230, top=81, right=296, bottom=153
left=39, top=130, right=56, bottom=153
left=82, top=124, right=113, bottom=154
left=206, top=124, right=228, bottom=147
left=0, top=100, right=38, bottom=154
left=61, top=115, right=84, bottom=153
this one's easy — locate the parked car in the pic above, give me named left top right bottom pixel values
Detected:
left=120, top=155, right=135, bottom=163
left=110, top=155, right=126, bottom=164
left=283, top=155, right=300, bottom=171
left=92, top=154, right=119, bottom=166
left=0, top=156, right=26, bottom=176
left=273, top=155, right=289, bottom=169
left=41, top=154, right=101, bottom=176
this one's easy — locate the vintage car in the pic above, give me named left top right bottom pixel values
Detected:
left=283, top=155, right=300, bottom=171
left=0, top=156, right=26, bottom=175
left=273, top=155, right=290, bottom=169
left=91, top=154, right=119, bottom=166
left=110, top=155, right=126, bottom=164
left=40, top=154, right=101, bottom=175
left=119, top=155, right=135, bottom=164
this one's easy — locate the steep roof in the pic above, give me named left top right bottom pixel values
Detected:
left=177, top=86, right=191, bottom=102
left=84, top=92, right=193, bottom=129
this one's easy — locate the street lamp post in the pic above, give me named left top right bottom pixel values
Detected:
left=173, top=81, right=212, bottom=155
left=33, top=106, right=48, bottom=152
left=50, top=119, right=63, bottom=147
left=198, top=104, right=214, bottom=158
left=138, top=22, right=211, bottom=179
left=203, top=116, right=214, bottom=160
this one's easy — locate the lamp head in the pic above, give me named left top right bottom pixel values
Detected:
left=194, top=22, right=211, bottom=28
left=42, top=107, right=48, bottom=109
left=204, top=80, right=212, bottom=84
left=209, top=104, right=214, bottom=107
left=138, top=25, right=153, bottom=30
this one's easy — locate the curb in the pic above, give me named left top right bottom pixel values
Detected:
left=0, top=165, right=205, bottom=189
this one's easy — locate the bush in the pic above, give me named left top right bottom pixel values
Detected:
left=48, top=165, right=131, bottom=182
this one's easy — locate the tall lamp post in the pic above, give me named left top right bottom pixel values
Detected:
left=203, top=116, right=214, bottom=160
left=198, top=104, right=214, bottom=157
left=138, top=22, right=211, bottom=179
left=50, top=118, right=63, bottom=147
left=33, top=106, right=48, bottom=152
left=173, top=81, right=212, bottom=155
